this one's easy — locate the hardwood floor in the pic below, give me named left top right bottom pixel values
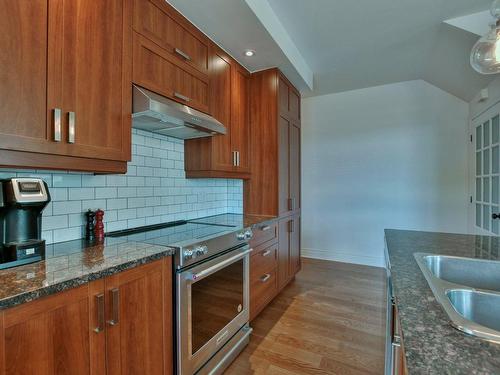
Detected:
left=226, top=258, right=387, bottom=375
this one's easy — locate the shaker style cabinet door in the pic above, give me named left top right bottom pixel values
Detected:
left=0, top=283, right=105, bottom=375
left=289, top=122, right=301, bottom=212
left=58, top=0, right=131, bottom=161
left=0, top=0, right=63, bottom=155
left=231, top=65, right=251, bottom=173
left=105, top=259, right=172, bottom=375
left=278, top=116, right=291, bottom=216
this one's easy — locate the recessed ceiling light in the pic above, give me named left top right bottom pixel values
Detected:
left=244, top=50, right=255, bottom=57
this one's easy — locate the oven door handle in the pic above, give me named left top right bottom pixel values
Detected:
left=189, top=248, right=253, bottom=282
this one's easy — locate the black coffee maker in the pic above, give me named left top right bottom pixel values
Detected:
left=0, top=178, right=51, bottom=269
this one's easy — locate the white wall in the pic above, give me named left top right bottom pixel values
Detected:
left=302, top=80, right=469, bottom=267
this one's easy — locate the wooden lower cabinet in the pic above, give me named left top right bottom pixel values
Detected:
left=0, top=258, right=173, bottom=375
left=278, top=214, right=301, bottom=290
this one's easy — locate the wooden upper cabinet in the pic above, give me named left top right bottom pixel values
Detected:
left=0, top=0, right=131, bottom=173
left=133, top=0, right=208, bottom=74
left=0, top=0, right=59, bottom=155
left=245, top=68, right=301, bottom=217
left=133, top=34, right=209, bottom=113
left=59, top=0, right=131, bottom=161
left=0, top=283, right=104, bottom=375
left=231, top=65, right=251, bottom=174
left=184, top=46, right=251, bottom=179
left=105, top=258, right=172, bottom=375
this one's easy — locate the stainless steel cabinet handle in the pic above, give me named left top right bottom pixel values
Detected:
left=233, top=151, right=237, bottom=166
left=53, top=108, right=62, bottom=142
left=237, top=151, right=240, bottom=166
left=288, top=198, right=295, bottom=211
left=94, top=293, right=105, bottom=333
left=260, top=225, right=271, bottom=232
left=261, top=250, right=271, bottom=257
left=107, top=288, right=120, bottom=326
left=260, top=274, right=271, bottom=283
left=174, top=47, right=191, bottom=61
left=68, top=111, right=75, bottom=144
left=174, top=92, right=190, bottom=102
left=289, top=220, right=295, bottom=233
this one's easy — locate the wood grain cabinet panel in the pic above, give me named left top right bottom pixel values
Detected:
left=289, top=122, right=301, bottom=212
left=250, top=242, right=278, bottom=321
left=289, top=214, right=301, bottom=275
left=133, top=0, right=209, bottom=74
left=0, top=283, right=105, bottom=375
left=0, top=259, right=173, bottom=375
left=184, top=46, right=251, bottom=179
left=133, top=33, right=209, bottom=114
left=0, top=0, right=131, bottom=172
left=278, top=116, right=290, bottom=216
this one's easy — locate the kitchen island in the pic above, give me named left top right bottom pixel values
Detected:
left=385, top=229, right=500, bottom=374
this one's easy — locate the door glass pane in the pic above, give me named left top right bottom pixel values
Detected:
left=476, top=204, right=482, bottom=227
left=484, top=149, right=490, bottom=174
left=191, top=259, right=243, bottom=355
left=493, top=177, right=499, bottom=204
left=477, top=125, right=482, bottom=150
left=493, top=115, right=499, bottom=144
left=477, top=152, right=482, bottom=176
left=477, top=178, right=482, bottom=201
left=493, top=206, right=499, bottom=234
left=493, top=146, right=499, bottom=174
left=484, top=177, right=490, bottom=203
left=484, top=205, right=490, bottom=230
left=484, top=121, right=490, bottom=147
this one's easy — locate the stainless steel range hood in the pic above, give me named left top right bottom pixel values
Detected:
left=132, top=85, right=226, bottom=139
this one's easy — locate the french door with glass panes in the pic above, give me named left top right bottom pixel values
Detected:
left=471, top=102, right=500, bottom=235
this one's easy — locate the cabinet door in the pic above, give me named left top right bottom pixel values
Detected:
left=0, top=283, right=104, bottom=375
left=278, top=117, right=290, bottom=216
left=289, top=122, right=301, bottom=212
left=59, top=0, right=131, bottom=161
left=278, top=77, right=289, bottom=115
left=289, top=214, right=301, bottom=276
left=209, top=49, right=234, bottom=172
left=0, top=0, right=62, bottom=155
left=231, top=65, right=251, bottom=173
left=105, top=259, right=172, bottom=375
left=278, top=218, right=291, bottom=290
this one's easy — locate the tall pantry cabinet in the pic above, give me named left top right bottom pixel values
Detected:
left=245, top=68, right=301, bottom=293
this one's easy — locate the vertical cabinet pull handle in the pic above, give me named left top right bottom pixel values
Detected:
left=237, top=151, right=240, bottom=166
left=107, top=288, right=120, bottom=326
left=287, top=198, right=293, bottom=211
left=174, top=48, right=191, bottom=61
left=288, top=220, right=295, bottom=233
left=53, top=108, right=62, bottom=142
left=94, top=293, right=105, bottom=333
left=68, top=112, right=76, bottom=144
left=233, top=151, right=237, bottom=166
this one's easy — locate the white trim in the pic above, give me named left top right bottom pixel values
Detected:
left=302, top=247, right=385, bottom=268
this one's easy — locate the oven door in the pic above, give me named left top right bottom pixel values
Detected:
left=177, top=244, right=251, bottom=375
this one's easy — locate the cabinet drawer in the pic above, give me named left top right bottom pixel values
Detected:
left=133, top=0, right=208, bottom=74
left=251, top=242, right=278, bottom=279
left=250, top=221, right=278, bottom=248
left=133, top=33, right=209, bottom=113
left=250, top=267, right=278, bottom=319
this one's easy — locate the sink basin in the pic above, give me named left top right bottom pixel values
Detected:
left=447, top=289, right=500, bottom=333
left=414, top=253, right=500, bottom=343
left=424, top=255, right=500, bottom=292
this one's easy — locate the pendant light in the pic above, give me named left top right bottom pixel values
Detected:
left=470, top=0, right=500, bottom=74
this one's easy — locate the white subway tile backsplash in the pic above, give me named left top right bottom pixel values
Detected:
left=1, top=130, right=243, bottom=244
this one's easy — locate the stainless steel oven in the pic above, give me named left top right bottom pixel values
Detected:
left=177, top=244, right=252, bottom=375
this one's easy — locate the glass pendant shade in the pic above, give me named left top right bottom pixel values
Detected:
left=470, top=0, right=500, bottom=74
left=470, top=23, right=500, bottom=74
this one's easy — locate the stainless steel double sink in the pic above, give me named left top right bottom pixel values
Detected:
left=414, top=253, right=500, bottom=343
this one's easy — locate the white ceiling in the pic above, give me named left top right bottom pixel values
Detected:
left=167, top=0, right=496, bottom=101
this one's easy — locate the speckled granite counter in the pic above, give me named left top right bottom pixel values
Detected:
left=0, top=238, right=175, bottom=310
left=385, top=229, right=500, bottom=375
left=0, top=214, right=272, bottom=311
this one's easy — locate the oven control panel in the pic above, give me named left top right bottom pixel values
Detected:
left=236, top=229, right=253, bottom=241
left=183, top=245, right=208, bottom=261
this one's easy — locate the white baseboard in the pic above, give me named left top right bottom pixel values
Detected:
left=302, top=247, right=385, bottom=268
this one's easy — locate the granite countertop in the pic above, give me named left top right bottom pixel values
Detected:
left=385, top=229, right=500, bottom=375
left=0, top=213, right=272, bottom=311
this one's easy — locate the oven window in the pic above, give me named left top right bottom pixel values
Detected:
left=191, top=258, right=244, bottom=354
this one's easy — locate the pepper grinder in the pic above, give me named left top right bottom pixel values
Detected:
left=94, top=209, right=105, bottom=243
left=85, top=209, right=96, bottom=242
